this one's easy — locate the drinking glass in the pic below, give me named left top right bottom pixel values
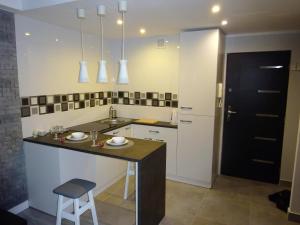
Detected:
left=90, top=130, right=98, bottom=147
left=50, top=126, right=59, bottom=140
left=57, top=126, right=64, bottom=137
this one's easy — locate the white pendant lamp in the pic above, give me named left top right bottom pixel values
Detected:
left=77, top=8, right=89, bottom=83
left=96, top=5, right=108, bottom=83
left=117, top=0, right=129, bottom=84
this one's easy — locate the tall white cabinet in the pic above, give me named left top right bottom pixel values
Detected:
left=177, top=29, right=224, bottom=188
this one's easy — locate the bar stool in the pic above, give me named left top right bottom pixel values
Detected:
left=124, top=162, right=135, bottom=199
left=53, top=179, right=99, bottom=225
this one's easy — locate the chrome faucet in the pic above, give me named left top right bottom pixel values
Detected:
left=109, top=106, right=117, bottom=119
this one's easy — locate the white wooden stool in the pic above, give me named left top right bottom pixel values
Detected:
left=53, top=179, right=99, bottom=225
left=124, top=162, right=135, bottom=199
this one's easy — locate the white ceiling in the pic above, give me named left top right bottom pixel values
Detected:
left=13, top=0, right=300, bottom=38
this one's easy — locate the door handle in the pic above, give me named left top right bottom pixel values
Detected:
left=227, top=106, right=237, bottom=121
left=228, top=110, right=237, bottom=114
left=149, top=130, right=160, bottom=134
left=180, top=120, right=192, bottom=124
left=180, top=106, right=193, bottom=110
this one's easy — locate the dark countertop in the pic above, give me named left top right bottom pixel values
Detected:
left=24, top=132, right=165, bottom=162
left=132, top=120, right=177, bottom=129
left=67, top=118, right=177, bottom=133
left=23, top=118, right=173, bottom=162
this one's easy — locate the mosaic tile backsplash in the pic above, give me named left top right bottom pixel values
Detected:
left=20, top=91, right=179, bottom=117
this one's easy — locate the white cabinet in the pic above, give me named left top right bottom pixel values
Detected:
left=104, top=125, right=132, bottom=137
left=24, top=142, right=126, bottom=216
left=177, top=29, right=224, bottom=188
left=122, top=125, right=133, bottom=138
left=132, top=125, right=178, bottom=177
left=177, top=115, right=214, bottom=187
left=179, top=29, right=220, bottom=116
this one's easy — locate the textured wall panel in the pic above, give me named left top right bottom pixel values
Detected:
left=0, top=9, right=27, bottom=210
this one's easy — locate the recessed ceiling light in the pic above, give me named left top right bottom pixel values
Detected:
left=177, top=45, right=180, bottom=49
left=165, top=40, right=169, bottom=43
left=55, top=38, right=59, bottom=42
left=221, top=20, right=228, bottom=26
left=24, top=32, right=31, bottom=36
left=139, top=28, right=146, bottom=35
left=117, top=19, right=123, bottom=25
left=211, top=4, right=220, bottom=13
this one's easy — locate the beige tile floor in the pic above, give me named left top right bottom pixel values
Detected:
left=19, top=175, right=298, bottom=225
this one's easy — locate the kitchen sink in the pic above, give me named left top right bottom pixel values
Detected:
left=100, top=118, right=128, bottom=124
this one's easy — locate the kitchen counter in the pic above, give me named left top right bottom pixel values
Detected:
left=67, top=117, right=177, bottom=133
left=23, top=132, right=165, bottom=162
left=23, top=119, right=167, bottom=225
left=133, top=120, right=177, bottom=129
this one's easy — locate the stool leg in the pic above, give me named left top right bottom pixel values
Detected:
left=88, top=190, right=99, bottom=225
left=124, top=162, right=130, bottom=199
left=56, top=195, right=63, bottom=225
left=74, top=198, right=80, bottom=225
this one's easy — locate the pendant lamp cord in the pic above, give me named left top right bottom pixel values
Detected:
left=100, top=15, right=104, bottom=60
left=121, top=11, right=125, bottom=60
left=80, top=20, right=84, bottom=60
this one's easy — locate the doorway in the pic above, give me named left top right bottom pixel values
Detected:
left=221, top=51, right=291, bottom=183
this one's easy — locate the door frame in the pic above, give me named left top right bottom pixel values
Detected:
left=217, top=50, right=292, bottom=181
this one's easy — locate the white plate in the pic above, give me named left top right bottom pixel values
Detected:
left=106, top=139, right=129, bottom=146
left=66, top=134, right=88, bottom=141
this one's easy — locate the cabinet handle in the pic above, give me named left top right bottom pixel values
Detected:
left=180, top=120, right=192, bottom=124
left=144, top=138, right=153, bottom=140
left=149, top=130, right=160, bottom=134
left=181, top=106, right=193, bottom=110
left=113, top=131, right=119, bottom=135
left=155, top=139, right=165, bottom=142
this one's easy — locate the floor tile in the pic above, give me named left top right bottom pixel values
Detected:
left=19, top=175, right=294, bottom=225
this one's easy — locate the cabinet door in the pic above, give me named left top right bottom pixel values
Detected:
left=132, top=125, right=178, bottom=176
left=132, top=125, right=153, bottom=140
left=179, top=30, right=219, bottom=116
left=159, top=128, right=178, bottom=177
left=177, top=114, right=214, bottom=186
left=104, top=128, right=121, bottom=136
left=121, top=125, right=133, bottom=138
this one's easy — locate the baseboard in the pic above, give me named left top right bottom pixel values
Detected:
left=8, top=200, right=29, bottom=214
left=279, top=180, right=292, bottom=187
left=288, top=210, right=300, bottom=223
left=166, top=174, right=212, bottom=188
left=93, top=171, right=126, bottom=196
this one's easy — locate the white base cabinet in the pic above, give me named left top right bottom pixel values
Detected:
left=104, top=125, right=132, bottom=137
left=177, top=114, right=215, bottom=188
left=132, top=125, right=178, bottom=177
left=24, top=142, right=126, bottom=216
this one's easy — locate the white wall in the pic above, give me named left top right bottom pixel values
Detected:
left=290, top=116, right=300, bottom=216
left=224, top=32, right=300, bottom=182
left=110, top=35, right=180, bottom=93
left=16, top=15, right=180, bottom=135
left=15, top=15, right=114, bottom=137
left=108, top=35, right=180, bottom=121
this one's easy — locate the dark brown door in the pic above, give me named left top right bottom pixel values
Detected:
left=221, top=51, right=291, bottom=183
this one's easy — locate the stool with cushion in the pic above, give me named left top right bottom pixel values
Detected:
left=53, top=179, right=98, bottom=225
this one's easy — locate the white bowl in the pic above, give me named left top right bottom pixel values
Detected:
left=71, top=132, right=85, bottom=139
left=112, top=136, right=125, bottom=144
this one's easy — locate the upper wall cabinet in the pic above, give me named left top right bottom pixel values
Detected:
left=179, top=29, right=222, bottom=116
